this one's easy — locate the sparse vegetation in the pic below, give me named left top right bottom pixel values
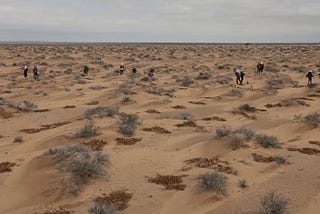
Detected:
left=272, top=155, right=287, bottom=165
left=238, top=104, right=257, bottom=112
left=88, top=203, right=117, bottom=214
left=199, top=171, right=228, bottom=195
left=75, top=120, right=101, bottom=138
left=259, top=191, right=289, bottom=214
left=256, top=134, right=280, bottom=148
left=303, top=112, right=320, bottom=126
left=13, top=136, right=23, bottom=143
left=216, top=126, right=231, bottom=138
left=117, top=114, right=139, bottom=136
left=238, top=179, right=248, bottom=188
left=84, top=106, right=119, bottom=118
left=46, top=144, right=109, bottom=195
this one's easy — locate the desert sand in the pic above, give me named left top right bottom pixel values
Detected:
left=0, top=43, right=319, bottom=214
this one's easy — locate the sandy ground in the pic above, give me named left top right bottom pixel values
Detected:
left=0, top=43, right=319, bottom=214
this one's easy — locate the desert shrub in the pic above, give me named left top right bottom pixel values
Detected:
left=230, top=134, right=245, bottom=149
left=232, top=128, right=255, bottom=140
left=303, top=112, right=320, bottom=126
left=238, top=104, right=257, bottom=112
left=118, top=82, right=131, bottom=95
left=238, top=179, right=248, bottom=188
left=84, top=106, right=119, bottom=118
left=88, top=203, right=117, bottom=214
left=256, top=134, right=280, bottom=148
left=13, top=136, right=23, bottom=143
left=144, top=86, right=174, bottom=97
left=227, top=89, right=243, bottom=97
left=259, top=191, right=289, bottom=214
left=176, top=112, right=194, bottom=120
left=75, top=120, right=101, bottom=138
left=215, top=75, right=233, bottom=85
left=46, top=144, right=109, bottom=195
left=0, top=98, right=37, bottom=112
left=90, top=85, right=104, bottom=91
left=216, top=126, right=231, bottom=138
left=121, top=96, right=133, bottom=104
left=197, top=72, right=212, bottom=80
left=178, top=76, right=194, bottom=87
left=199, top=171, right=228, bottom=195
left=272, top=155, right=287, bottom=165
left=75, top=74, right=86, bottom=84
left=117, top=114, right=139, bottom=136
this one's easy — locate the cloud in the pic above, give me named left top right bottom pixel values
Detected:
left=0, top=0, right=319, bottom=42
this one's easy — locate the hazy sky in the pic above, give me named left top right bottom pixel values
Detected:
left=1, top=0, right=320, bottom=42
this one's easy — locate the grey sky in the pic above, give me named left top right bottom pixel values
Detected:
left=0, top=0, right=319, bottom=42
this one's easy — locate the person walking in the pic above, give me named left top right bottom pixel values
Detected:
left=306, top=70, right=314, bottom=87
left=33, top=64, right=39, bottom=80
left=23, top=64, right=29, bottom=78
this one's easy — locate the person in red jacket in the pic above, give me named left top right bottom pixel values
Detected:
left=119, top=63, right=125, bottom=75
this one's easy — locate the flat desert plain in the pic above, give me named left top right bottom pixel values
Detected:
left=0, top=43, right=320, bottom=214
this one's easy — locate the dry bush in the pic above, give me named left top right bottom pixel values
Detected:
left=199, top=171, right=228, bottom=195
left=227, top=89, right=243, bottom=97
left=259, top=191, right=289, bottom=214
left=256, top=134, right=280, bottom=148
left=177, top=76, right=194, bottom=87
left=88, top=203, right=117, bottom=214
left=75, top=120, right=101, bottom=138
left=196, top=71, right=212, bottom=80
left=13, top=136, right=23, bottom=143
left=303, top=112, right=320, bottom=126
left=46, top=144, right=109, bottom=195
left=238, top=104, right=257, bottom=112
left=84, top=106, right=119, bottom=118
left=116, top=114, right=139, bottom=136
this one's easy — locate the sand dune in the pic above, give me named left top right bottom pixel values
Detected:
left=0, top=43, right=319, bottom=213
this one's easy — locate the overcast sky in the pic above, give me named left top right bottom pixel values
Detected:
left=1, top=0, right=319, bottom=42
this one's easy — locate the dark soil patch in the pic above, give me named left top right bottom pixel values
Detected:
left=94, top=190, right=133, bottom=211
left=116, top=138, right=142, bottom=145
left=252, top=153, right=273, bottom=163
left=142, top=126, right=171, bottom=134
left=265, top=103, right=282, bottom=108
left=202, top=116, right=226, bottom=121
left=146, top=109, right=161, bottom=114
left=184, top=157, right=234, bottom=174
left=176, top=120, right=197, bottom=127
left=233, top=110, right=257, bottom=120
left=309, top=141, right=320, bottom=147
left=20, top=121, right=71, bottom=134
left=63, top=105, right=76, bottom=109
left=188, top=101, right=206, bottom=105
left=288, top=147, right=320, bottom=155
left=0, top=107, right=14, bottom=119
left=82, top=139, right=108, bottom=151
left=34, top=109, right=50, bottom=113
left=307, top=94, right=320, bottom=98
left=147, top=174, right=186, bottom=191
left=87, top=101, right=99, bottom=105
left=0, top=162, right=16, bottom=173
left=171, top=105, right=186, bottom=109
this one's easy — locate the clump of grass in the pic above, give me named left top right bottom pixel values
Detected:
left=256, top=134, right=280, bottom=148
left=230, top=134, right=245, bottom=149
left=238, top=179, right=248, bottom=188
left=303, top=112, right=320, bottom=126
left=89, top=85, right=104, bottom=91
left=84, top=106, right=119, bottom=118
left=46, top=144, right=109, bottom=195
left=75, top=120, right=101, bottom=138
left=216, top=126, right=231, bottom=138
left=272, top=155, right=287, bottom=165
left=176, top=112, right=194, bottom=120
left=117, top=114, right=139, bottom=136
left=227, top=89, right=243, bottom=97
left=88, top=203, right=117, bottom=214
left=13, top=136, right=23, bottom=143
left=178, top=76, right=194, bottom=87
left=238, top=104, right=257, bottom=112
left=199, top=171, right=228, bottom=195
left=259, top=191, right=289, bottom=214
left=232, top=128, right=255, bottom=141
left=197, top=72, right=212, bottom=80
left=118, top=82, right=131, bottom=95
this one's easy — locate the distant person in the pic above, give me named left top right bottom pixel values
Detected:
left=234, top=68, right=241, bottom=85
left=240, top=71, right=246, bottom=84
left=119, top=63, right=125, bottom=75
left=256, top=62, right=264, bottom=73
left=23, top=64, right=29, bottom=78
left=33, top=64, right=39, bottom=80
left=83, top=65, right=89, bottom=75
left=148, top=66, right=155, bottom=78
left=132, top=65, right=137, bottom=74
left=306, top=70, right=314, bottom=87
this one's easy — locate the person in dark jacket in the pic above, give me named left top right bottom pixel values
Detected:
left=306, top=70, right=314, bottom=87
left=256, top=62, right=264, bottom=73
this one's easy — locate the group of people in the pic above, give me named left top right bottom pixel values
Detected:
left=116, top=63, right=155, bottom=78
left=23, top=64, right=39, bottom=80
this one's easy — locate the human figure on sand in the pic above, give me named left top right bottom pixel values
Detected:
left=23, top=64, right=29, bottom=78
left=256, top=61, right=264, bottom=73
left=119, top=63, right=125, bottom=75
left=234, top=68, right=241, bottom=85
left=33, top=64, right=39, bottom=80
left=83, top=65, right=89, bottom=75
left=306, top=70, right=314, bottom=87
left=132, top=65, right=137, bottom=75
left=148, top=66, right=155, bottom=79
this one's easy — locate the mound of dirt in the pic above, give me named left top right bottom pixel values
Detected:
left=0, top=107, right=14, bottom=119
left=87, top=101, right=99, bottom=105
left=94, top=190, right=133, bottom=211
left=176, top=120, right=197, bottom=127
left=146, top=109, right=161, bottom=114
left=142, top=126, right=171, bottom=134
left=20, top=121, right=71, bottom=134
left=0, top=162, right=16, bottom=173
left=288, top=147, right=320, bottom=155
left=188, top=101, right=206, bottom=105
left=116, top=138, right=142, bottom=145
left=184, top=157, right=234, bottom=174
left=202, top=116, right=226, bottom=121
left=252, top=153, right=273, bottom=163
left=63, top=105, right=76, bottom=109
left=171, top=105, right=186, bottom=109
left=147, top=174, right=186, bottom=191
left=82, top=139, right=108, bottom=151
left=34, top=109, right=50, bottom=113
